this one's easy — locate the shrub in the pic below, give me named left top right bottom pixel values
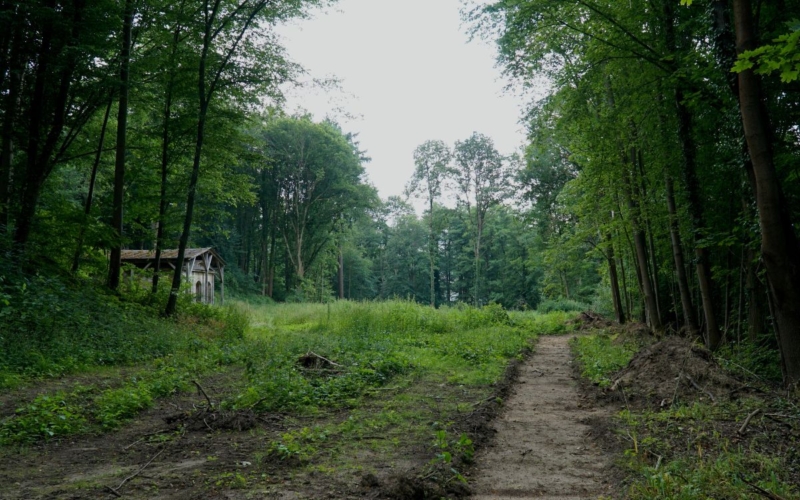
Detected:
left=537, top=298, right=589, bottom=313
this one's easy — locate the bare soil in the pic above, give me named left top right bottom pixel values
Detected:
left=469, top=335, right=613, bottom=500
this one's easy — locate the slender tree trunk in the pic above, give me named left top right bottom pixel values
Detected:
left=675, top=89, right=721, bottom=349
left=606, top=233, right=625, bottom=324
left=621, top=255, right=632, bottom=320
left=14, top=4, right=54, bottom=247
left=663, top=0, right=721, bottom=349
left=626, top=150, right=662, bottom=331
left=152, top=23, right=183, bottom=294
left=429, top=197, right=435, bottom=307
left=0, top=21, right=22, bottom=233
left=72, top=93, right=113, bottom=273
left=108, top=0, right=134, bottom=290
left=267, top=218, right=276, bottom=297
left=665, top=175, right=701, bottom=338
left=637, top=150, right=663, bottom=321
left=474, top=220, right=483, bottom=307
left=338, top=243, right=344, bottom=300
left=733, top=0, right=800, bottom=383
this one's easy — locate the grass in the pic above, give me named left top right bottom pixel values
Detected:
left=1, top=300, right=573, bottom=448
left=573, top=331, right=800, bottom=500
left=231, top=301, right=568, bottom=412
left=572, top=333, right=638, bottom=387
left=0, top=297, right=578, bottom=498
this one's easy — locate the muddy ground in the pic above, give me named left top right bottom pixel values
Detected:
left=0, top=331, right=627, bottom=500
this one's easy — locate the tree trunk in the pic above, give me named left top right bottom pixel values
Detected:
left=108, top=0, right=134, bottom=291
left=338, top=244, right=344, bottom=300
left=733, top=0, right=800, bottom=383
left=72, top=93, right=113, bottom=273
left=606, top=233, right=625, bottom=324
left=664, top=0, right=721, bottom=350
left=152, top=22, right=183, bottom=294
left=429, top=198, right=435, bottom=308
left=626, top=150, right=662, bottom=331
left=665, top=174, right=700, bottom=338
left=0, top=20, right=22, bottom=233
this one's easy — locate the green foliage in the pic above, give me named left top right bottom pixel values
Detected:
left=573, top=334, right=637, bottom=387
left=0, top=392, right=87, bottom=445
left=269, top=426, right=330, bottom=462
left=733, top=20, right=800, bottom=83
left=0, top=269, right=191, bottom=379
left=628, top=452, right=797, bottom=500
left=619, top=402, right=798, bottom=500
left=0, top=260, right=249, bottom=383
left=93, top=383, right=154, bottom=430
left=716, top=341, right=784, bottom=385
left=537, top=298, right=589, bottom=313
left=231, top=301, right=554, bottom=412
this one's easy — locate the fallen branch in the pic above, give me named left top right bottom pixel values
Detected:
left=105, top=448, right=165, bottom=497
left=684, top=374, right=716, bottom=403
left=738, top=473, right=787, bottom=500
left=738, top=409, right=762, bottom=435
left=192, top=380, right=213, bottom=408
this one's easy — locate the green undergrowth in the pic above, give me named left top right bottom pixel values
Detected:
left=0, top=332, right=245, bottom=444
left=573, top=331, right=799, bottom=499
left=0, top=261, right=248, bottom=387
left=1, top=300, right=572, bottom=448
left=572, top=333, right=637, bottom=387
left=231, top=301, right=573, bottom=413
left=620, top=401, right=799, bottom=499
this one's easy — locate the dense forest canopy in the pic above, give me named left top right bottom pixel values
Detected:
left=2, top=0, right=800, bottom=385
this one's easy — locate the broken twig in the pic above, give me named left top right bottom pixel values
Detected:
left=192, top=380, right=213, bottom=408
left=106, top=448, right=165, bottom=497
left=738, top=473, right=787, bottom=500
left=738, top=409, right=762, bottom=435
left=684, top=374, right=716, bottom=403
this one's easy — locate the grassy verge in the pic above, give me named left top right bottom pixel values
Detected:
left=1, top=301, right=571, bottom=452
left=573, top=332, right=800, bottom=499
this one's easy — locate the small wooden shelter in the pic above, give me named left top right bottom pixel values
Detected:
left=120, top=248, right=226, bottom=304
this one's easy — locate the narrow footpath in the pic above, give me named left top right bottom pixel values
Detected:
left=471, top=335, right=611, bottom=500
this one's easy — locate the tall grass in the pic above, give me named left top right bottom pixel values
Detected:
left=231, top=301, right=573, bottom=413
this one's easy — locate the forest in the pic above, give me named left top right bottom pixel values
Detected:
left=1, top=0, right=800, bottom=498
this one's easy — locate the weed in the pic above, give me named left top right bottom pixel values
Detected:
left=93, top=383, right=154, bottom=429
left=573, top=333, right=637, bottom=387
left=0, top=392, right=86, bottom=444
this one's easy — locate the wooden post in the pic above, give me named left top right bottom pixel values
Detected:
left=204, top=253, right=211, bottom=304
left=220, top=266, right=225, bottom=305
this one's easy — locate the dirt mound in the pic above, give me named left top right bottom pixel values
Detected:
left=571, top=311, right=614, bottom=330
left=610, top=336, right=749, bottom=406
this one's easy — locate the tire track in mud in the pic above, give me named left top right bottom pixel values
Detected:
left=470, top=335, right=611, bottom=500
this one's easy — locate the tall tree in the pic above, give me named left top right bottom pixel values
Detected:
left=107, top=0, right=135, bottom=290
left=165, top=0, right=312, bottom=315
left=406, top=140, right=451, bottom=307
left=452, top=132, right=506, bottom=306
left=731, top=0, right=800, bottom=384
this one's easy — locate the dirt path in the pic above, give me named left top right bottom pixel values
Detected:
left=470, top=335, right=610, bottom=500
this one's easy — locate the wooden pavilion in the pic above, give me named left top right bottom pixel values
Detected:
left=120, top=248, right=226, bottom=304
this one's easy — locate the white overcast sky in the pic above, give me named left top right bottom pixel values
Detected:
left=276, top=0, right=529, bottom=202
